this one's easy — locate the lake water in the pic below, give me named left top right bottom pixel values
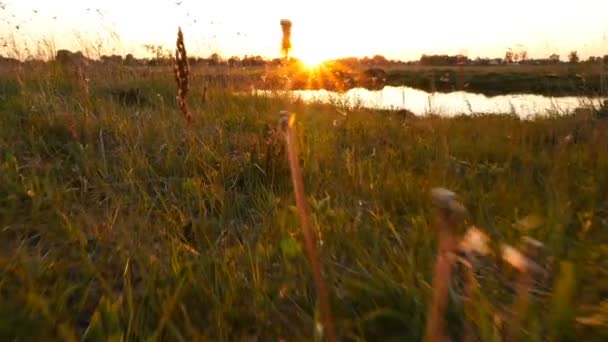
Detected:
left=256, top=86, right=605, bottom=118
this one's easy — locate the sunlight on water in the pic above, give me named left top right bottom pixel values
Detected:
left=255, top=86, right=605, bottom=118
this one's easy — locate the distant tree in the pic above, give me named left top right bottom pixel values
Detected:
left=143, top=44, right=171, bottom=65
left=519, top=50, right=528, bottom=62
left=474, top=57, right=490, bottom=66
left=455, top=54, right=469, bottom=65
left=253, top=55, right=265, bottom=66
left=55, top=49, right=72, bottom=64
left=504, top=49, right=515, bottom=63
left=270, top=58, right=282, bottom=66
left=420, top=54, right=469, bottom=66
left=568, top=51, right=579, bottom=64
left=124, top=53, right=135, bottom=65
left=100, top=54, right=122, bottom=64
left=604, top=55, right=608, bottom=63
left=208, top=53, right=222, bottom=66
left=228, top=56, right=240, bottom=67
left=55, top=49, right=86, bottom=66
left=371, top=54, right=388, bottom=66
left=549, top=53, right=560, bottom=63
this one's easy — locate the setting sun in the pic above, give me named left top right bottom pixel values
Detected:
left=297, top=51, right=327, bottom=68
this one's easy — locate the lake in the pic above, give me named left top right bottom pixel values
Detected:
left=255, top=86, right=606, bottom=118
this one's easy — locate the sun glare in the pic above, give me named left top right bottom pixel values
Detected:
left=297, top=52, right=327, bottom=69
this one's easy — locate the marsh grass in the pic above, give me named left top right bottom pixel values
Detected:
left=279, top=112, right=336, bottom=342
left=1, top=60, right=608, bottom=340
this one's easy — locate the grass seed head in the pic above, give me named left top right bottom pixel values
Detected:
left=174, top=27, right=192, bottom=124
left=280, top=19, right=292, bottom=60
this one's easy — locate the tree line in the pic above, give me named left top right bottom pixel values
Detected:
left=1, top=48, right=606, bottom=68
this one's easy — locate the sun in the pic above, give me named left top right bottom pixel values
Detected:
left=297, top=51, right=328, bottom=69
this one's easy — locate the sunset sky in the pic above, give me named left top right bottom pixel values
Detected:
left=0, top=0, right=607, bottom=63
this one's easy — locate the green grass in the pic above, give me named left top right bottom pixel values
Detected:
left=1, top=62, right=608, bottom=341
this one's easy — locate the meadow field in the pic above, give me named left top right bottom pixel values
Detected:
left=13, top=56, right=602, bottom=96
left=1, top=60, right=608, bottom=341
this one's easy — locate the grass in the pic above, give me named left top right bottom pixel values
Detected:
left=1, top=60, right=608, bottom=341
left=382, top=63, right=608, bottom=96
left=140, top=61, right=608, bottom=96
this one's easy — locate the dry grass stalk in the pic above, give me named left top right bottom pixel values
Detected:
left=506, top=237, right=544, bottom=341
left=456, top=224, right=545, bottom=341
left=15, top=64, right=25, bottom=93
left=77, top=63, right=90, bottom=104
left=279, top=111, right=337, bottom=342
left=280, top=19, right=292, bottom=60
left=427, top=188, right=466, bottom=342
left=174, top=27, right=192, bottom=124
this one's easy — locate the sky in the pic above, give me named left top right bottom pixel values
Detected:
left=0, top=0, right=607, bottom=63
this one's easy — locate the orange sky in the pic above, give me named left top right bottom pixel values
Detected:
left=1, top=0, right=607, bottom=62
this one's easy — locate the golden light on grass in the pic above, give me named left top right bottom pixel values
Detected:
left=279, top=111, right=337, bottom=342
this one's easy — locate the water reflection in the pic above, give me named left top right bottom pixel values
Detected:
left=257, top=86, right=605, bottom=118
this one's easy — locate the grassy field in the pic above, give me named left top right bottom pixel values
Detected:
left=1, top=62, right=608, bottom=341
left=19, top=60, right=604, bottom=97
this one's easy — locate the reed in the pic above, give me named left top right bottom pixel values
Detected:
left=174, top=27, right=192, bottom=124
left=280, top=19, right=292, bottom=61
left=426, top=188, right=466, bottom=342
left=279, top=111, right=337, bottom=342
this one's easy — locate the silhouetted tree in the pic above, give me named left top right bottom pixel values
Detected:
left=420, top=54, right=469, bottom=66
left=55, top=49, right=86, bottom=65
left=227, top=56, right=240, bottom=67
left=56, top=49, right=72, bottom=64
left=568, top=51, right=579, bottom=64
left=519, top=50, right=528, bottom=62
left=549, top=53, right=560, bottom=64
left=371, top=55, right=388, bottom=66
left=143, top=44, right=171, bottom=65
left=100, top=54, right=122, bottom=64
left=504, top=49, right=515, bottom=63
left=208, top=53, right=222, bottom=66
left=124, top=53, right=135, bottom=65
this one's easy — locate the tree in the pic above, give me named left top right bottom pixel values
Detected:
left=143, top=44, right=171, bottom=65
left=568, top=51, right=579, bottom=64
left=124, top=53, right=135, bottom=65
left=227, top=56, right=240, bottom=67
left=504, top=49, right=515, bottom=63
left=56, top=49, right=72, bottom=64
left=519, top=50, right=528, bottom=62
left=208, top=53, right=222, bottom=66
left=371, top=54, right=388, bottom=66
left=549, top=53, right=560, bottom=64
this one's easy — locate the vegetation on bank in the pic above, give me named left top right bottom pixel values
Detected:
left=3, top=50, right=607, bottom=96
left=1, top=61, right=608, bottom=341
